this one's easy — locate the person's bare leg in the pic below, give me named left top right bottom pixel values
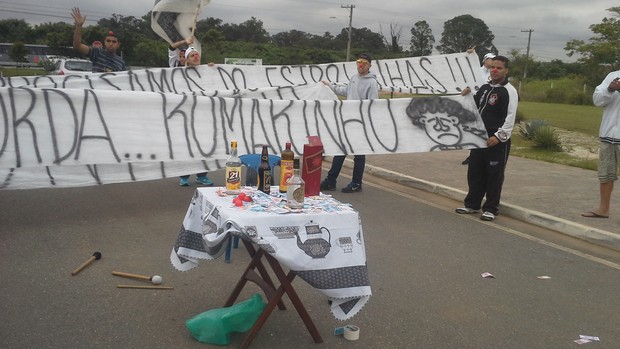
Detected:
left=598, top=181, right=614, bottom=215
left=583, top=181, right=613, bottom=217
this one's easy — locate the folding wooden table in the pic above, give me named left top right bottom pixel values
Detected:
left=171, top=187, right=372, bottom=347
left=224, top=238, right=323, bottom=348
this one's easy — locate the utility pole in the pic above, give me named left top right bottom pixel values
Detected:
left=342, top=4, right=355, bottom=61
left=519, top=29, right=533, bottom=94
left=521, top=29, right=534, bottom=80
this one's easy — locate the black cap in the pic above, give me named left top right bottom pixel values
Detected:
left=357, top=53, right=372, bottom=63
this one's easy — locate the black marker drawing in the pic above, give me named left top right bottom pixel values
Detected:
left=407, top=96, right=486, bottom=151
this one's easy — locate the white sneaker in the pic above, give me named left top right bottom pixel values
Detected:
left=480, top=211, right=496, bottom=221
left=455, top=207, right=479, bottom=214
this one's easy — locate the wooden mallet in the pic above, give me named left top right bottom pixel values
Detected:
left=112, top=271, right=163, bottom=285
left=71, top=251, right=102, bottom=276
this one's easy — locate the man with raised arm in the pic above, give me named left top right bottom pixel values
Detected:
left=71, top=7, right=127, bottom=73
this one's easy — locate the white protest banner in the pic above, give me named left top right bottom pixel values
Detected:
left=0, top=84, right=486, bottom=189
left=188, top=82, right=338, bottom=100
left=0, top=52, right=483, bottom=95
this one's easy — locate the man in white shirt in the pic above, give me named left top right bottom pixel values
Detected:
left=582, top=72, right=620, bottom=218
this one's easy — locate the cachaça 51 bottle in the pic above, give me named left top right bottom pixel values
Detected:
left=225, top=140, right=241, bottom=194
left=257, top=145, right=271, bottom=194
left=279, top=142, right=294, bottom=193
left=286, top=158, right=305, bottom=209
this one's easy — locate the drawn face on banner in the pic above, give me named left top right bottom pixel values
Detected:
left=407, top=97, right=478, bottom=147
left=418, top=112, right=461, bottom=146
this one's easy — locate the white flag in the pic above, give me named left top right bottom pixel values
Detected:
left=151, top=0, right=211, bottom=54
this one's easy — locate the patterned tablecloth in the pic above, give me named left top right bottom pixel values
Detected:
left=171, top=187, right=372, bottom=320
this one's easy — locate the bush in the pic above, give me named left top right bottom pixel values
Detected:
left=566, top=91, right=592, bottom=105
left=545, top=88, right=568, bottom=103
left=532, top=125, right=562, bottom=151
left=518, top=119, right=548, bottom=139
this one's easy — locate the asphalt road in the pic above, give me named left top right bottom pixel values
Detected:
left=1, top=170, right=620, bottom=349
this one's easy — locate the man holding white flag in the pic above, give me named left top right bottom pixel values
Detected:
left=152, top=0, right=210, bottom=56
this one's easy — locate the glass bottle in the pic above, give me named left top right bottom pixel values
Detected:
left=225, top=140, right=241, bottom=194
left=279, top=142, right=294, bottom=193
left=257, top=145, right=271, bottom=194
left=286, top=158, right=305, bottom=209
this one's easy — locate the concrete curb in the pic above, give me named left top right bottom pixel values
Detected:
left=336, top=158, right=620, bottom=252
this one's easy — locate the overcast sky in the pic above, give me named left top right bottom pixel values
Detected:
left=1, top=0, right=618, bottom=62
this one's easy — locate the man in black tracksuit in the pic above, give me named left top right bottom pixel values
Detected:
left=456, top=55, right=518, bottom=221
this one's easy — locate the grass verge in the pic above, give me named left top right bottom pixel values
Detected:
left=511, top=136, right=598, bottom=171
left=516, top=101, right=601, bottom=171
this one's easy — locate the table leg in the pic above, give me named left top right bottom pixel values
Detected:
left=265, top=254, right=324, bottom=344
left=238, top=281, right=288, bottom=349
left=243, top=241, right=287, bottom=310
left=230, top=240, right=324, bottom=348
left=224, top=240, right=286, bottom=311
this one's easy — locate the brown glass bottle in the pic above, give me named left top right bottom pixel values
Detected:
left=279, top=142, right=294, bottom=193
left=257, top=145, right=271, bottom=194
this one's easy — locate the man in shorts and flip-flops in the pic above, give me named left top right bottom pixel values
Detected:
left=582, top=72, right=620, bottom=219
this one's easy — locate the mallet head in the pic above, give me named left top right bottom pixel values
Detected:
left=150, top=275, right=163, bottom=285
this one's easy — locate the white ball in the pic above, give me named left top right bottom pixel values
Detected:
left=151, top=275, right=163, bottom=285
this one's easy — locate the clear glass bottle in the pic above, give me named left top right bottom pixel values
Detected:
left=286, top=158, right=305, bottom=209
left=257, top=145, right=271, bottom=194
left=225, top=140, right=241, bottom=194
left=279, top=142, right=294, bottom=193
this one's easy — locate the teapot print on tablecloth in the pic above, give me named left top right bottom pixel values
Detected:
left=296, top=220, right=332, bottom=258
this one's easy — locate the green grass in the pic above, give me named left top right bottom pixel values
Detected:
left=518, top=101, right=601, bottom=137
left=511, top=136, right=598, bottom=171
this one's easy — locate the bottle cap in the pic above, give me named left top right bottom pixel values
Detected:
left=293, top=158, right=300, bottom=168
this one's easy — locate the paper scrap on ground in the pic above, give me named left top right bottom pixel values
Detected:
left=574, top=338, right=591, bottom=344
left=537, top=275, right=551, bottom=279
left=481, top=272, right=495, bottom=278
left=579, top=335, right=600, bottom=341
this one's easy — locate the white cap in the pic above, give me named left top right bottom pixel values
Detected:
left=185, top=46, right=199, bottom=59
left=483, top=53, right=496, bottom=61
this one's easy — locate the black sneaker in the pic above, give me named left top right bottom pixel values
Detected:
left=341, top=182, right=362, bottom=193
left=320, top=180, right=336, bottom=191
